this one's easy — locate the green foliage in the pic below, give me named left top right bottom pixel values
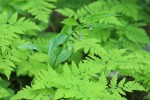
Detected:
left=12, top=62, right=145, bottom=100
left=17, top=0, right=57, bottom=23
left=0, top=78, right=14, bottom=99
left=0, top=11, right=39, bottom=78
left=0, top=0, right=150, bottom=100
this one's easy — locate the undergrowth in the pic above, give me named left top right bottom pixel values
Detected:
left=0, top=0, right=150, bottom=100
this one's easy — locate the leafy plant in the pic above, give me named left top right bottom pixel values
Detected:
left=0, top=0, right=150, bottom=100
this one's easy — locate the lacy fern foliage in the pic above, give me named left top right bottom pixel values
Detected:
left=0, top=0, right=150, bottom=100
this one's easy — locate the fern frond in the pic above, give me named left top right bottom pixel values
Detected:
left=73, top=38, right=101, bottom=53
left=11, top=86, right=54, bottom=100
left=56, top=1, right=122, bottom=26
left=16, top=52, right=48, bottom=76
left=0, top=45, right=24, bottom=78
left=117, top=25, right=150, bottom=44
left=14, top=59, right=146, bottom=100
left=0, top=87, right=13, bottom=99
left=0, top=11, right=39, bottom=78
left=107, top=0, right=139, bottom=20
left=56, top=1, right=104, bottom=21
left=14, top=64, right=108, bottom=100
left=110, top=75, right=145, bottom=96
left=21, top=0, right=57, bottom=23
left=0, top=78, right=14, bottom=99
left=13, top=49, right=150, bottom=100
left=56, top=8, right=76, bottom=19
left=0, top=12, right=39, bottom=52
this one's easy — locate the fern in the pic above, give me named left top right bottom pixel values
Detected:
left=16, top=52, right=48, bottom=76
left=19, top=0, right=57, bottom=23
left=110, top=74, right=145, bottom=96
left=56, top=0, right=122, bottom=26
left=117, top=25, right=150, bottom=44
left=0, top=12, right=39, bottom=78
left=56, top=1, right=104, bottom=21
left=13, top=60, right=146, bottom=100
left=11, top=63, right=111, bottom=99
left=0, top=0, right=150, bottom=99
left=0, top=12, right=39, bottom=52
left=107, top=0, right=139, bottom=20
left=11, top=86, right=54, bottom=100
left=57, top=0, right=150, bottom=52
left=87, top=49, right=150, bottom=90
left=0, top=78, right=14, bottom=99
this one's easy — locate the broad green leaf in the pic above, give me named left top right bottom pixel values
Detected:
left=49, top=53, right=57, bottom=66
left=48, top=34, right=67, bottom=55
left=56, top=46, right=73, bottom=65
left=61, top=25, right=73, bottom=35
left=61, top=18, right=79, bottom=26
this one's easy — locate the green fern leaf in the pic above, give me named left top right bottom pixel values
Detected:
left=0, top=78, right=14, bottom=99
left=123, top=81, right=145, bottom=92
left=110, top=74, right=118, bottom=88
left=21, top=0, right=57, bottom=23
left=117, top=25, right=150, bottom=44
left=56, top=8, right=76, bottom=18
left=11, top=86, right=54, bottom=100
left=0, top=11, right=39, bottom=78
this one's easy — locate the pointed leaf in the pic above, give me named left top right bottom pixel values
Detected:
left=61, top=18, right=79, bottom=26
left=56, top=46, right=73, bottom=65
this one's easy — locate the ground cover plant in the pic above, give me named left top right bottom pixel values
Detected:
left=0, top=0, right=150, bottom=100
